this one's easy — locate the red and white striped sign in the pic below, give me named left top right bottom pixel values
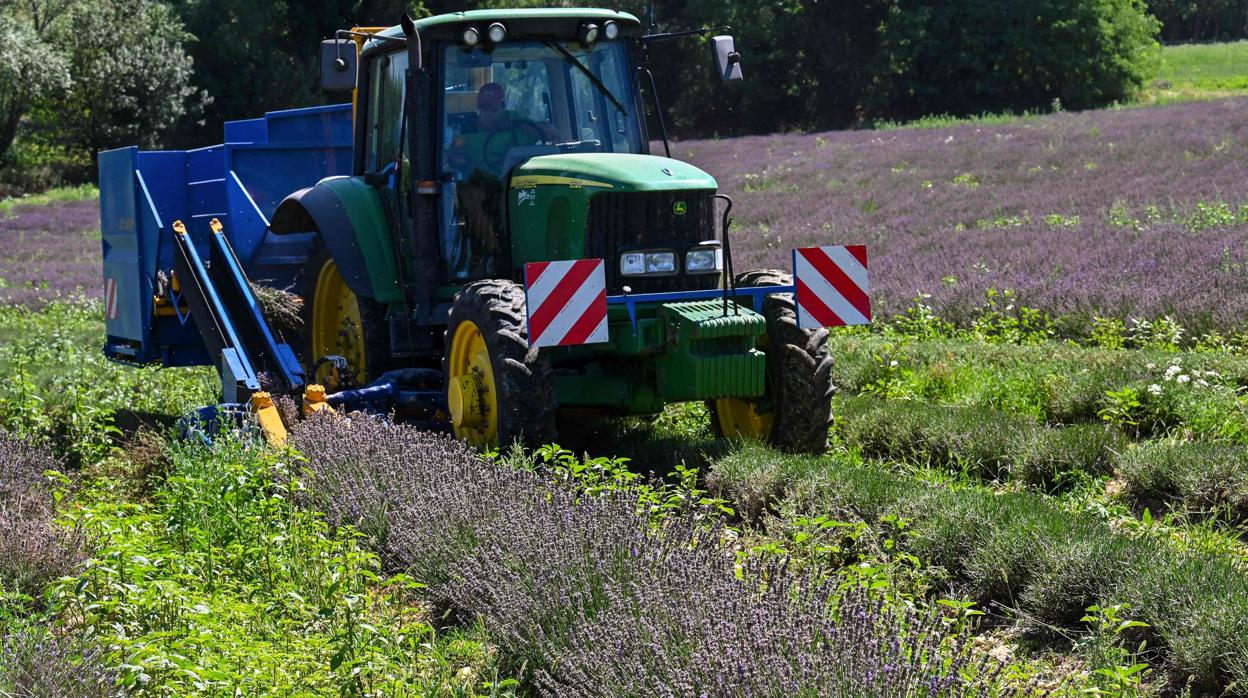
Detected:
left=793, top=245, right=871, bottom=328
left=523, top=259, right=609, bottom=348
left=104, top=277, right=119, bottom=320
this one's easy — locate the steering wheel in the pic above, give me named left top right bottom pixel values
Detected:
left=481, top=121, right=548, bottom=171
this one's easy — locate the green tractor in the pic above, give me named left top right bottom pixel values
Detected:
left=269, top=9, right=862, bottom=451
left=252, top=9, right=863, bottom=451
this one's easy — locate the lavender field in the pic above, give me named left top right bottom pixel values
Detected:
left=0, top=198, right=99, bottom=307
left=685, top=98, right=1248, bottom=332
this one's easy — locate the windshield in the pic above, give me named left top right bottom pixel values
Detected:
left=441, top=40, right=643, bottom=177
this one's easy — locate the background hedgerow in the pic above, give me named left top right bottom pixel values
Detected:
left=289, top=415, right=1021, bottom=697
left=708, top=444, right=1248, bottom=692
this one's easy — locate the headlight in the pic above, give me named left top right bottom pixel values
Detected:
left=603, top=20, right=620, bottom=41
left=646, top=251, right=675, bottom=273
left=487, top=22, right=507, bottom=43
left=620, top=250, right=677, bottom=276
left=685, top=246, right=722, bottom=273
left=461, top=26, right=480, bottom=46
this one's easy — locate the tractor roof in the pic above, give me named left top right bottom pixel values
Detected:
left=364, top=8, right=642, bottom=51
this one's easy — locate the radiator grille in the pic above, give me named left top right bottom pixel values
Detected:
left=584, top=190, right=720, bottom=294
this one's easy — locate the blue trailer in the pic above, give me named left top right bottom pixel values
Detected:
left=99, top=104, right=351, bottom=406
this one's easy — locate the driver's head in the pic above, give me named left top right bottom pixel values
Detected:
left=477, top=83, right=507, bottom=130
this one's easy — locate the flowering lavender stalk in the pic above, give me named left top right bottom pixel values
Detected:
left=290, top=416, right=1020, bottom=697
left=0, top=630, right=116, bottom=698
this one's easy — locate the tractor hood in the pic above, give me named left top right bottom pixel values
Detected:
left=509, top=153, right=717, bottom=193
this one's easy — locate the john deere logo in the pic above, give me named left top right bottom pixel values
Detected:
left=673, top=201, right=687, bottom=216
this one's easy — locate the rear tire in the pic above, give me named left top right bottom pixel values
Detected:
left=302, top=246, right=391, bottom=389
left=708, top=269, right=834, bottom=453
left=443, top=279, right=557, bottom=448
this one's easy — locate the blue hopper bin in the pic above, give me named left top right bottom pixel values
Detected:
left=99, top=103, right=352, bottom=370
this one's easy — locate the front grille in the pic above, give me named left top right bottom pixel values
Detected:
left=584, top=190, right=720, bottom=294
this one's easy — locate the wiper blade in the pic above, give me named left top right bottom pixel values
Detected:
left=542, top=40, right=627, bottom=116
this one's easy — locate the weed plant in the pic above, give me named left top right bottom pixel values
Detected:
left=0, top=301, right=215, bottom=464
left=56, top=434, right=512, bottom=696
left=0, top=628, right=115, bottom=698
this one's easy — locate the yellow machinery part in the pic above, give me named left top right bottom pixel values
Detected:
left=250, top=391, right=288, bottom=446
left=302, top=384, right=334, bottom=417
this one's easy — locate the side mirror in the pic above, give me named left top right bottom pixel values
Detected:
left=321, top=39, right=357, bottom=92
left=711, top=35, right=742, bottom=82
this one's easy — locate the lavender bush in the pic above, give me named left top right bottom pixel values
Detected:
left=0, top=199, right=99, bottom=307
left=0, top=432, right=83, bottom=604
left=0, top=630, right=116, bottom=698
left=685, top=98, right=1248, bottom=331
left=290, top=416, right=1021, bottom=697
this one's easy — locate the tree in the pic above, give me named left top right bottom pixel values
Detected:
left=867, top=0, right=1161, bottom=119
left=0, top=10, right=69, bottom=162
left=45, top=0, right=204, bottom=158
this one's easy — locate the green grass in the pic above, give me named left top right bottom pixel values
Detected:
left=0, top=301, right=217, bottom=464
left=0, top=184, right=98, bottom=215
left=1156, top=41, right=1248, bottom=91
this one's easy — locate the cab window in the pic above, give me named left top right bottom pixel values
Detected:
left=364, top=50, right=409, bottom=173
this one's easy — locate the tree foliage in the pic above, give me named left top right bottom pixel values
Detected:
left=47, top=0, right=204, bottom=157
left=867, top=0, right=1161, bottom=119
left=0, top=11, right=69, bottom=162
left=1146, top=0, right=1248, bottom=42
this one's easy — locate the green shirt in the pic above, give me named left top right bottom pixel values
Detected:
left=460, top=110, right=543, bottom=178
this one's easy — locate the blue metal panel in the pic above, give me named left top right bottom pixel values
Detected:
left=99, top=147, right=143, bottom=343
left=265, top=103, right=353, bottom=143
left=225, top=117, right=266, bottom=144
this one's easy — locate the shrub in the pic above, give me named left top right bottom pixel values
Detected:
left=0, top=432, right=81, bottom=605
left=290, top=416, right=1018, bottom=697
left=0, top=629, right=115, bottom=698
left=710, top=445, right=1248, bottom=691
left=1117, top=441, right=1248, bottom=523
left=867, top=0, right=1160, bottom=118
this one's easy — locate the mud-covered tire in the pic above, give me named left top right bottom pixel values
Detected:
left=301, top=245, right=392, bottom=387
left=443, top=279, right=558, bottom=447
left=709, top=269, right=834, bottom=453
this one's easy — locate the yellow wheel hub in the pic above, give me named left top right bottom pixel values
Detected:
left=310, top=259, right=366, bottom=389
left=447, top=320, right=498, bottom=445
left=714, top=397, right=774, bottom=440
left=714, top=331, right=773, bottom=440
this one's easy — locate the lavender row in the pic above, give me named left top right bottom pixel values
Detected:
left=289, top=416, right=1021, bottom=697
left=0, top=432, right=104, bottom=695
left=684, top=98, right=1248, bottom=330
left=0, top=199, right=100, bottom=307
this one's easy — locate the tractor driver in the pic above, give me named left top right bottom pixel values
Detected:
left=450, top=82, right=558, bottom=275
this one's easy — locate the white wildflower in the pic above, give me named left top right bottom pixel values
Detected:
left=1176, top=374, right=1191, bottom=384
left=889, top=360, right=899, bottom=367
left=1164, top=364, right=1182, bottom=380
left=1145, top=363, right=1156, bottom=370
left=1148, top=384, right=1162, bottom=396
left=1198, top=379, right=1209, bottom=387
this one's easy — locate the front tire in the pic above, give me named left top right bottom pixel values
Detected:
left=709, top=269, right=834, bottom=453
left=444, top=279, right=557, bottom=448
